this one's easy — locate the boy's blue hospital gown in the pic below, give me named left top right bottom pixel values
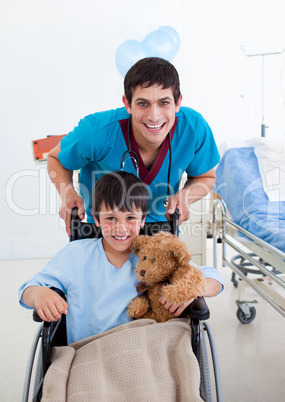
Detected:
left=58, top=107, right=220, bottom=222
left=19, top=238, right=223, bottom=344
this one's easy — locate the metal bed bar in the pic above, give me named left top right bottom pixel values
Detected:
left=223, top=217, right=285, bottom=261
left=212, top=199, right=285, bottom=318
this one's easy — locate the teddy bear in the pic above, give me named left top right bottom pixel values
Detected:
left=127, top=231, right=206, bottom=323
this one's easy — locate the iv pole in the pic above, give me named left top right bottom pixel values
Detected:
left=241, top=46, right=285, bottom=137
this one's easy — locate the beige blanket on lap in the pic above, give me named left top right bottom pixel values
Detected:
left=41, top=318, right=203, bottom=402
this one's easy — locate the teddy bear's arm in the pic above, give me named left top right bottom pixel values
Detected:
left=127, top=294, right=150, bottom=319
left=160, top=265, right=206, bottom=304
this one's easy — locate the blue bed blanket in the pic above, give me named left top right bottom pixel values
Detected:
left=214, top=147, right=285, bottom=253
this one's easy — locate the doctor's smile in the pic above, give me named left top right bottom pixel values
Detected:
left=144, top=123, right=166, bottom=131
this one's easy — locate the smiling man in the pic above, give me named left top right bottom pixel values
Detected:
left=48, top=57, right=220, bottom=235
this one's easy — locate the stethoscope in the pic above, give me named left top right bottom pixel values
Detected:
left=120, top=116, right=172, bottom=208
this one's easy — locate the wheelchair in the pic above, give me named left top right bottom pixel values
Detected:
left=22, top=208, right=222, bottom=402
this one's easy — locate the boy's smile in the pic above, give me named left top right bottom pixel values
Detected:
left=113, top=235, right=129, bottom=241
left=93, top=204, right=145, bottom=267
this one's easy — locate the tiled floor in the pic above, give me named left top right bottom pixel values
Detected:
left=1, top=243, right=284, bottom=401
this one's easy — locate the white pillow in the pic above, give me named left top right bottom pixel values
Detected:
left=248, top=138, right=285, bottom=202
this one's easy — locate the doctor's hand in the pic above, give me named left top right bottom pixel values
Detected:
left=59, top=190, right=85, bottom=237
left=164, top=189, right=190, bottom=225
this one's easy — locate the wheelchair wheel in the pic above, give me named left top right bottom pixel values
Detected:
left=236, top=306, right=256, bottom=324
left=32, top=347, right=43, bottom=402
left=199, top=327, right=212, bottom=402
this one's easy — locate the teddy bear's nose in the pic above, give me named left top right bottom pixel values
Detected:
left=140, top=270, right=146, bottom=277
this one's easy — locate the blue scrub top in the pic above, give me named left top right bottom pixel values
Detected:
left=59, top=107, right=220, bottom=222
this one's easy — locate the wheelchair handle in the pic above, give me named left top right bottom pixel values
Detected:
left=70, top=207, right=80, bottom=225
left=170, top=208, right=179, bottom=237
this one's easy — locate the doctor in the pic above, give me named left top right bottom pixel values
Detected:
left=48, top=57, right=219, bottom=236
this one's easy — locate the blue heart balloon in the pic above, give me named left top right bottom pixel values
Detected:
left=115, top=40, right=147, bottom=77
left=158, top=26, right=180, bottom=56
left=142, top=30, right=176, bottom=61
left=115, top=27, right=180, bottom=77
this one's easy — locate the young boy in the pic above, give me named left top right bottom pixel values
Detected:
left=19, top=171, right=223, bottom=345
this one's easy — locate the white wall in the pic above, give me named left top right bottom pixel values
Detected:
left=1, top=0, right=285, bottom=260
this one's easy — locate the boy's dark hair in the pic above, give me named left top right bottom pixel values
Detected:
left=124, top=57, right=181, bottom=105
left=92, top=171, right=149, bottom=220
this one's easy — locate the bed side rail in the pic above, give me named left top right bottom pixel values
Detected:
left=212, top=199, right=285, bottom=318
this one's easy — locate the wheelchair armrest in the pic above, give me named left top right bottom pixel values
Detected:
left=186, top=296, right=210, bottom=321
left=32, top=287, right=66, bottom=322
left=33, top=309, right=43, bottom=322
left=33, top=288, right=67, bottom=378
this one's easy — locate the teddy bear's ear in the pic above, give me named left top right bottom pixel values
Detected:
left=169, top=237, right=192, bottom=266
left=132, top=235, right=149, bottom=254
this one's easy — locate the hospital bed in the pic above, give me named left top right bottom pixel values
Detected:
left=22, top=209, right=222, bottom=402
left=212, top=139, right=285, bottom=323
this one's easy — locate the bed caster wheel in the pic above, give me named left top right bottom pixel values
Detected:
left=236, top=306, right=256, bottom=324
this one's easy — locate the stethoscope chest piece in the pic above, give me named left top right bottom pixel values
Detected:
left=163, top=197, right=169, bottom=208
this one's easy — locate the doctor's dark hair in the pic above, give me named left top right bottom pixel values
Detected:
left=92, top=171, right=149, bottom=221
left=124, top=57, right=181, bottom=105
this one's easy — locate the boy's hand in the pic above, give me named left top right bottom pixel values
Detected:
left=23, top=286, right=68, bottom=322
left=159, top=296, right=194, bottom=317
left=159, top=278, right=223, bottom=316
left=35, top=287, right=68, bottom=322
